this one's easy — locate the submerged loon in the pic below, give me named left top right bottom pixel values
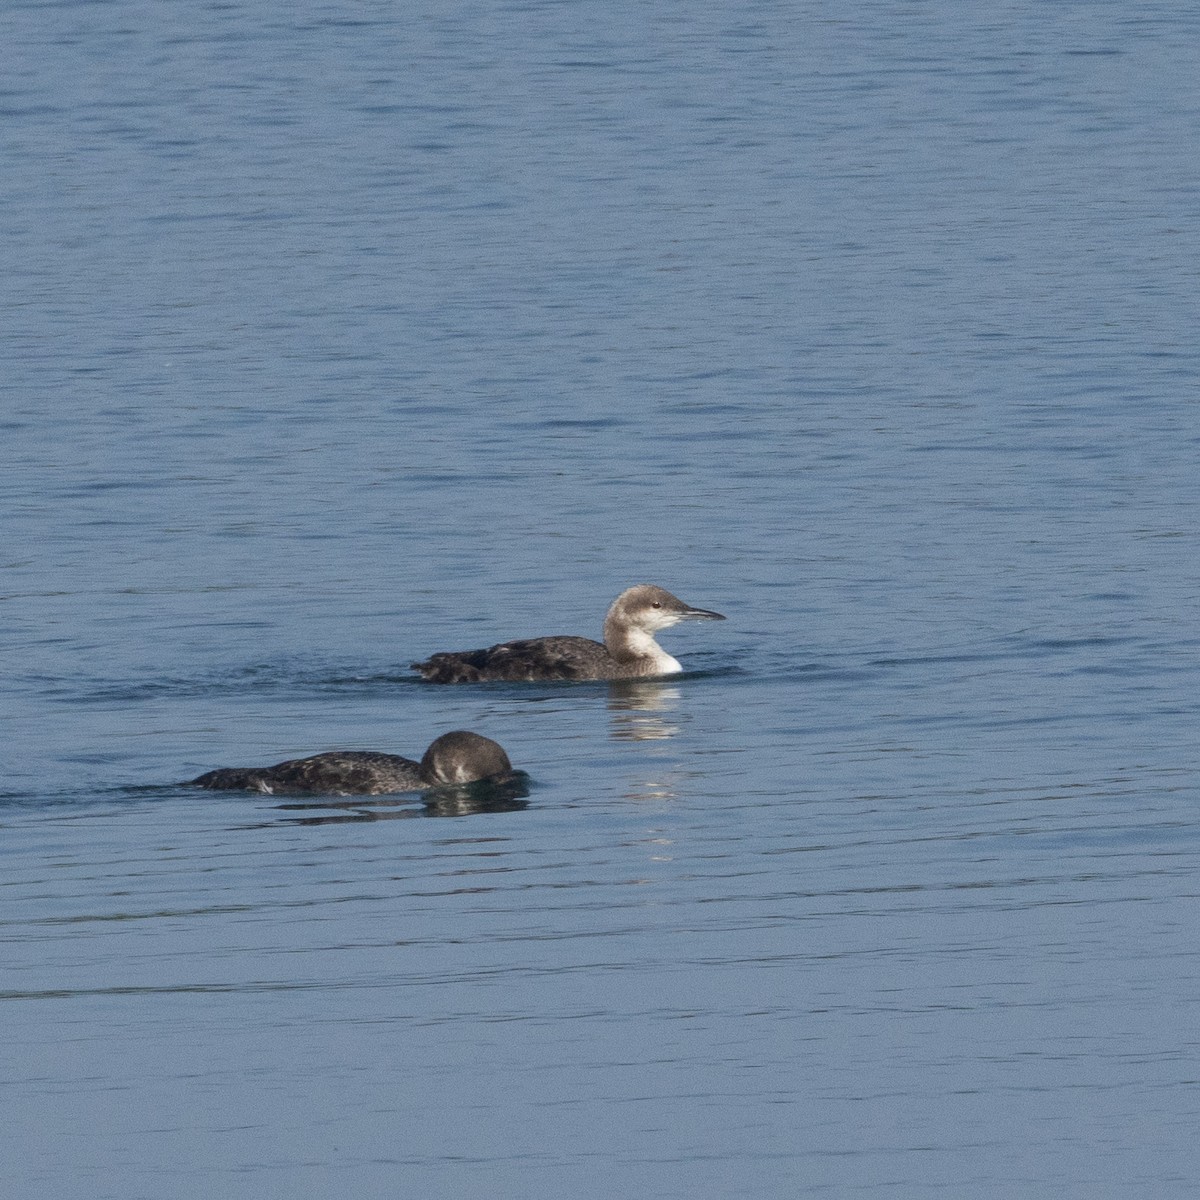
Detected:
left=190, top=730, right=514, bottom=796
left=412, top=584, right=725, bottom=684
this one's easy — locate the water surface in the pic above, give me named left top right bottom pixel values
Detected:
left=3, top=2, right=1199, bottom=1196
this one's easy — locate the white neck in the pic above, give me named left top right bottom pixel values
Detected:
left=620, top=627, right=682, bottom=674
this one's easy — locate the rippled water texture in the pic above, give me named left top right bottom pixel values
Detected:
left=4, top=2, right=1199, bottom=1196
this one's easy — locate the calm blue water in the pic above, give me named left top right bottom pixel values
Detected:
left=3, top=2, right=1199, bottom=1196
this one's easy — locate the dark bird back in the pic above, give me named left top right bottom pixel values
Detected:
left=190, top=731, right=514, bottom=796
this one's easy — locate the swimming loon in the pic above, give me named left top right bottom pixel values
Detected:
left=190, top=730, right=514, bottom=796
left=412, top=584, right=725, bottom=683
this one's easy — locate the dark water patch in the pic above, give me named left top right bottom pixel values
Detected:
left=268, top=793, right=532, bottom=826
left=227, top=772, right=534, bottom=824
left=891, top=709, right=1122, bottom=734
left=868, top=649, right=1022, bottom=669
left=718, top=657, right=881, bottom=686
left=1018, top=635, right=1142, bottom=653
left=0, top=901, right=264, bottom=929
left=0, top=981, right=373, bottom=1003
left=0, top=783, right=185, bottom=815
left=871, top=633, right=1145, bottom=674
left=540, top=417, right=629, bottom=431
left=57, top=661, right=434, bottom=704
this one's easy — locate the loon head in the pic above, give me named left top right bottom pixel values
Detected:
left=420, top=731, right=513, bottom=786
left=605, top=584, right=726, bottom=636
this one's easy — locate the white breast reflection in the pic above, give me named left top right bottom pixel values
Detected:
left=607, top=680, right=683, bottom=741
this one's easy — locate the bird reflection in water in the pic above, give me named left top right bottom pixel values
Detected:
left=607, top=680, right=682, bottom=741
left=623, top=776, right=686, bottom=802
left=267, top=772, right=531, bottom=825
left=607, top=681, right=694, bottom=801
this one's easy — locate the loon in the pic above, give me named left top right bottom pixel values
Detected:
left=190, top=730, right=515, bottom=796
left=412, top=584, right=725, bottom=683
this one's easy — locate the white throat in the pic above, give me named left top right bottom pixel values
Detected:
left=623, top=627, right=682, bottom=674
